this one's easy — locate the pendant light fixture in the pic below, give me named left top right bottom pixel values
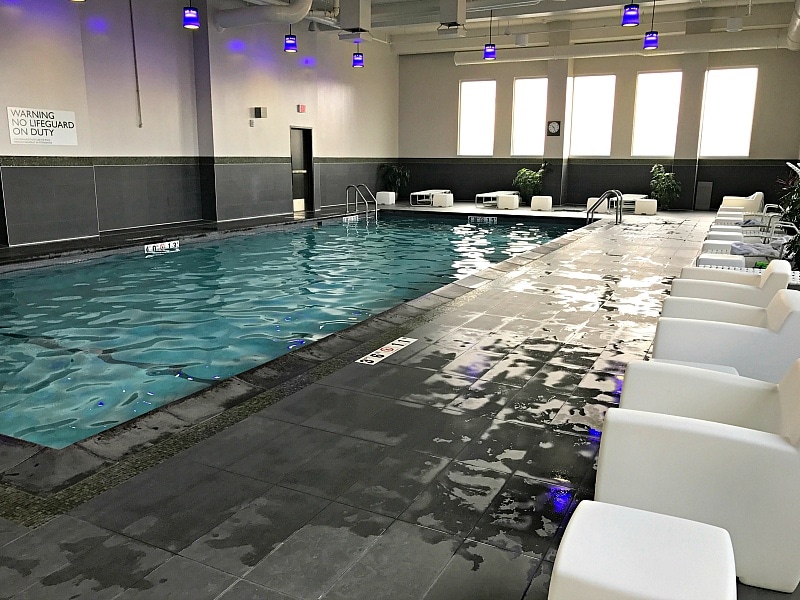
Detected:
left=183, top=2, right=200, bottom=30
left=284, top=24, right=298, bottom=52
left=352, top=42, right=364, bottom=68
left=643, top=0, right=658, bottom=49
left=621, top=3, right=640, bottom=26
left=483, top=10, right=496, bottom=61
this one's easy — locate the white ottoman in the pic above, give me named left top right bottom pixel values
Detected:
left=376, top=191, right=396, bottom=205
left=432, top=193, right=454, bottom=207
left=549, top=501, right=736, bottom=600
left=587, top=197, right=608, bottom=213
left=497, top=194, right=519, bottom=209
left=530, top=195, right=552, bottom=211
left=634, top=198, right=657, bottom=215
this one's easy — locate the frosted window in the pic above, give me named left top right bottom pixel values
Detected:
left=512, top=78, right=548, bottom=156
left=569, top=75, right=616, bottom=156
left=458, top=80, right=496, bottom=156
left=699, top=68, right=758, bottom=157
left=632, top=71, right=683, bottom=157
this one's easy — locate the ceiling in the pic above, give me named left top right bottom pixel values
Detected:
left=234, top=0, right=799, bottom=55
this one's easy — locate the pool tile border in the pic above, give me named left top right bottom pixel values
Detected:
left=0, top=218, right=607, bottom=527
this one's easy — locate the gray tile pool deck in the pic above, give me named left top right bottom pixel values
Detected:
left=0, top=207, right=796, bottom=599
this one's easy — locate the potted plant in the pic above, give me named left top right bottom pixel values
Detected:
left=378, top=164, right=410, bottom=195
left=512, top=163, right=547, bottom=204
left=777, top=163, right=800, bottom=268
left=649, top=164, right=681, bottom=210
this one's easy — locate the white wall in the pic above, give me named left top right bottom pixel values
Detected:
left=208, top=18, right=399, bottom=158
left=399, top=48, right=800, bottom=160
left=0, top=0, right=399, bottom=160
left=0, top=1, right=92, bottom=156
left=81, top=0, right=198, bottom=156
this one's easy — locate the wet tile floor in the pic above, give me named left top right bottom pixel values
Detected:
left=1, top=212, right=796, bottom=599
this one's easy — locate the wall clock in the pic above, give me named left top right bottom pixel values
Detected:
left=547, top=120, right=561, bottom=136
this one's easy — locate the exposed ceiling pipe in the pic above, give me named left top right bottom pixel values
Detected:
left=787, top=0, right=800, bottom=49
left=306, top=0, right=340, bottom=29
left=215, top=0, right=313, bottom=29
left=453, top=29, right=786, bottom=64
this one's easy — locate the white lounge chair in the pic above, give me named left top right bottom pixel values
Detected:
left=671, top=260, right=791, bottom=307
left=719, top=191, right=764, bottom=213
left=474, top=190, right=519, bottom=208
left=620, top=359, right=800, bottom=442
left=410, top=189, right=451, bottom=206
left=596, top=406, right=800, bottom=592
left=651, top=288, right=800, bottom=383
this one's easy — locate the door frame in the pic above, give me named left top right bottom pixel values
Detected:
left=290, top=126, right=314, bottom=213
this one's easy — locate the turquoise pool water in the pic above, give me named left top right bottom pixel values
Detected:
left=0, top=214, right=576, bottom=448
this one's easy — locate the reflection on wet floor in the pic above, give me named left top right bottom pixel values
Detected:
left=0, top=214, right=791, bottom=599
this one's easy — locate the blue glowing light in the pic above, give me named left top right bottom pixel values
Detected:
left=483, top=43, right=496, bottom=60
left=621, top=4, right=640, bottom=26
left=97, top=401, right=104, bottom=407
left=300, top=56, right=317, bottom=68
left=86, top=15, right=109, bottom=35
left=284, top=34, right=298, bottom=53
left=183, top=6, right=200, bottom=30
left=549, top=487, right=573, bottom=514
left=352, top=51, right=364, bottom=68
left=227, top=39, right=247, bottom=53
left=588, top=428, right=602, bottom=439
left=643, top=30, right=658, bottom=49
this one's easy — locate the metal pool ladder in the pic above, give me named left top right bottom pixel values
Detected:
left=345, top=184, right=379, bottom=221
left=587, top=190, right=623, bottom=225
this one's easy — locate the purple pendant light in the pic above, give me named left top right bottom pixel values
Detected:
left=621, top=3, right=640, bottom=26
left=284, top=24, right=298, bottom=52
left=352, top=42, right=364, bottom=68
left=183, top=3, right=200, bottom=30
left=643, top=0, right=658, bottom=49
left=483, top=10, right=496, bottom=60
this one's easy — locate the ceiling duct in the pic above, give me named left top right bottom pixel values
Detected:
left=787, top=0, right=800, bottom=50
left=215, top=0, right=313, bottom=29
left=440, top=0, right=465, bottom=26
left=339, top=0, right=370, bottom=32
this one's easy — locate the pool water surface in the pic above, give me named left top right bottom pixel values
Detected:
left=0, top=214, right=576, bottom=448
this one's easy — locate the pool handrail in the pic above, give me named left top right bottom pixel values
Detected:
left=588, top=190, right=623, bottom=225
left=346, top=184, right=378, bottom=220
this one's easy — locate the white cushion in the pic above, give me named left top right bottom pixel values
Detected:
left=695, top=254, right=747, bottom=268
left=550, top=501, right=736, bottom=600
left=530, top=195, right=552, bottom=211
left=497, top=194, right=519, bottom=209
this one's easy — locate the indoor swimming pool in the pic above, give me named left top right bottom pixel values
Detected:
left=0, top=214, right=577, bottom=448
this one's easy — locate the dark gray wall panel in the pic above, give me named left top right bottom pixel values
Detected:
left=214, top=162, right=292, bottom=221
left=0, top=169, right=8, bottom=246
left=315, top=162, right=380, bottom=208
left=95, top=164, right=202, bottom=232
left=399, top=159, right=563, bottom=205
left=695, top=160, right=789, bottom=209
left=2, top=166, right=97, bottom=246
left=560, top=160, right=658, bottom=206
